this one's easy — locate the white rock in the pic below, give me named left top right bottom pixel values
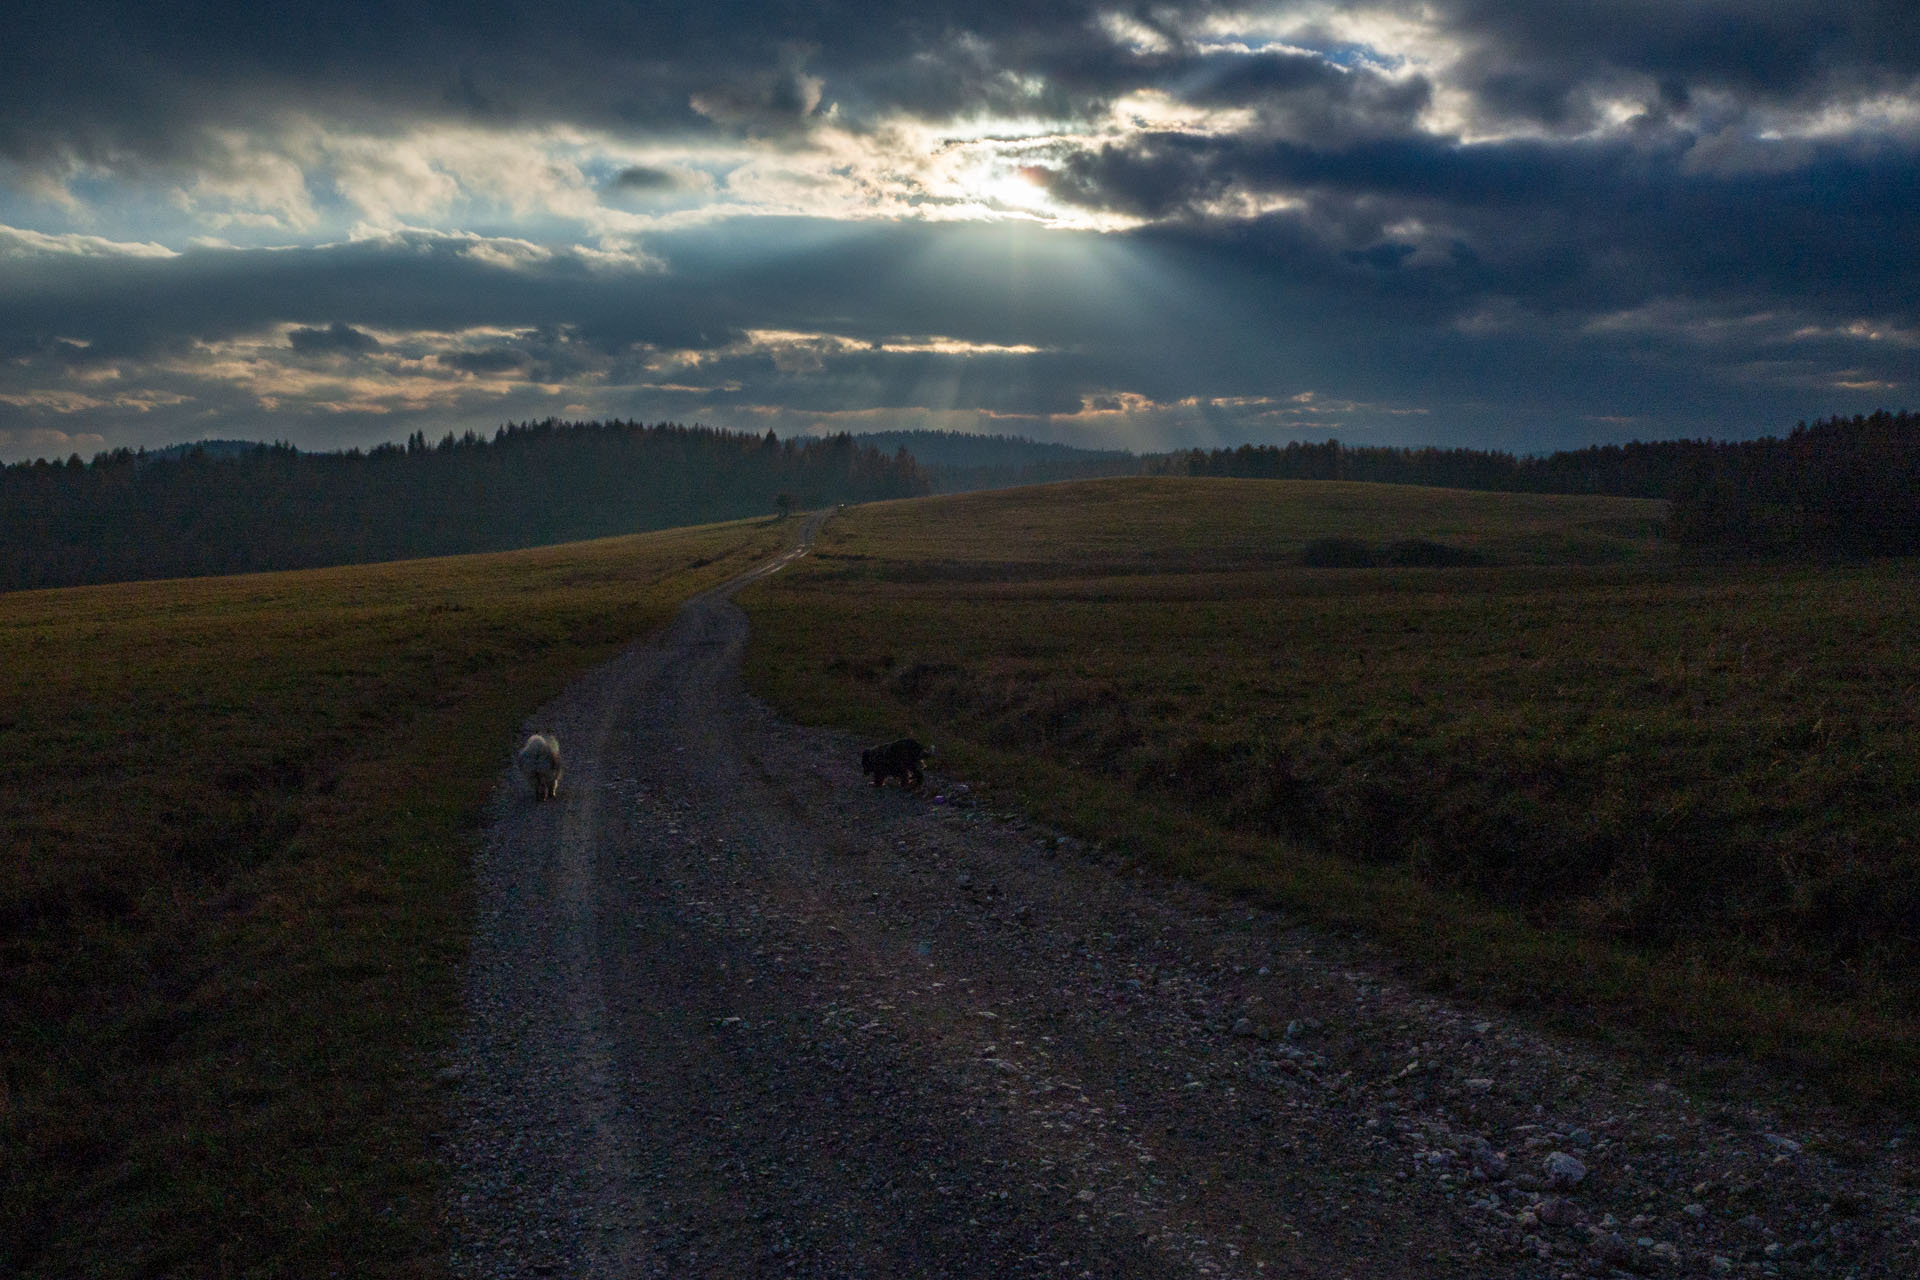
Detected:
left=1543, top=1151, right=1588, bottom=1190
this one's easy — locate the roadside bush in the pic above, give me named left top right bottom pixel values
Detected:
left=1299, top=536, right=1378, bottom=567
left=1383, top=539, right=1489, bottom=567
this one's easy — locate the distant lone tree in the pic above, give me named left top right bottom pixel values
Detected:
left=775, top=491, right=794, bottom=519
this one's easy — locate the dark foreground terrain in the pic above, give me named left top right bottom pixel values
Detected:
left=449, top=518, right=1919, bottom=1279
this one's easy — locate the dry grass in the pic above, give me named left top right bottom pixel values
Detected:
left=742, top=478, right=1920, bottom=1110
left=1, top=519, right=787, bottom=1278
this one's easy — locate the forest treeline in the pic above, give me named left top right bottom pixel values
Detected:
left=1148, top=411, right=1920, bottom=554
left=0, top=420, right=929, bottom=592
left=1146, top=434, right=1710, bottom=496
left=1662, top=411, right=1920, bottom=554
left=8, top=411, right=1914, bottom=591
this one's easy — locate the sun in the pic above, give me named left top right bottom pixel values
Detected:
left=975, top=162, right=1056, bottom=216
left=905, top=120, right=1072, bottom=225
left=944, top=148, right=1135, bottom=230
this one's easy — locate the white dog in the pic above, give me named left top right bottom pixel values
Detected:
left=518, top=733, right=563, bottom=800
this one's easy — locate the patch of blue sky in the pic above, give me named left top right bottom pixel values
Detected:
left=0, top=178, right=205, bottom=249
left=1234, top=33, right=1406, bottom=74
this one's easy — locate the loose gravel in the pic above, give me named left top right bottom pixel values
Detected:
left=447, top=524, right=1920, bottom=1279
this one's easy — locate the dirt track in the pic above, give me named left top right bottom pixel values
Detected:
left=448, top=516, right=1919, bottom=1279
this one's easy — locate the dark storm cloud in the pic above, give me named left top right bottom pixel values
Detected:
left=1157, top=47, right=1434, bottom=144
left=610, top=166, right=683, bottom=191
left=0, top=0, right=1158, bottom=171
left=0, top=220, right=1155, bottom=417
left=288, top=321, right=381, bottom=354
left=0, top=232, right=746, bottom=360
left=1038, top=138, right=1224, bottom=220
left=5, top=2, right=1915, bottom=169
left=0, top=212, right=1909, bottom=459
left=6, top=1, right=1914, bottom=334
left=59, top=219, right=1919, bottom=394
left=688, top=56, right=827, bottom=133
left=1031, top=129, right=1920, bottom=324
left=3, top=2, right=1917, bottom=460
left=439, top=348, right=527, bottom=374
left=1343, top=242, right=1416, bottom=271
left=1433, top=0, right=1920, bottom=128
left=1173, top=49, right=1351, bottom=103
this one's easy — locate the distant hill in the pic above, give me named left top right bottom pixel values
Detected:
left=851, top=430, right=1140, bottom=492
left=0, top=420, right=927, bottom=592
left=1148, top=410, right=1920, bottom=555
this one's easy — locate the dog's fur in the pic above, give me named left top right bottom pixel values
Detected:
left=518, top=732, right=563, bottom=800
left=861, top=737, right=932, bottom=789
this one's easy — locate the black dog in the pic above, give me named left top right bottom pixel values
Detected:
left=862, top=737, right=932, bottom=789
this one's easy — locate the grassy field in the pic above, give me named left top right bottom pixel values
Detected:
left=0, top=518, right=788, bottom=1278
left=740, top=477, right=1920, bottom=1108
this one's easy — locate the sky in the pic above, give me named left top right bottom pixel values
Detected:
left=1, top=2, right=1915, bottom=463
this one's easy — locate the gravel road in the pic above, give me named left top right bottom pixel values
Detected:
left=448, top=516, right=1920, bottom=1279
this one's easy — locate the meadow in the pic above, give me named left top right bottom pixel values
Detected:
left=0, top=518, right=787, bottom=1278
left=740, top=477, right=1920, bottom=1108
left=8, top=474, right=1914, bottom=1277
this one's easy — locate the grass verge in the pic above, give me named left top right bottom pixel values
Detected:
left=739, top=477, right=1920, bottom=1111
left=1, top=518, right=787, bottom=1277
